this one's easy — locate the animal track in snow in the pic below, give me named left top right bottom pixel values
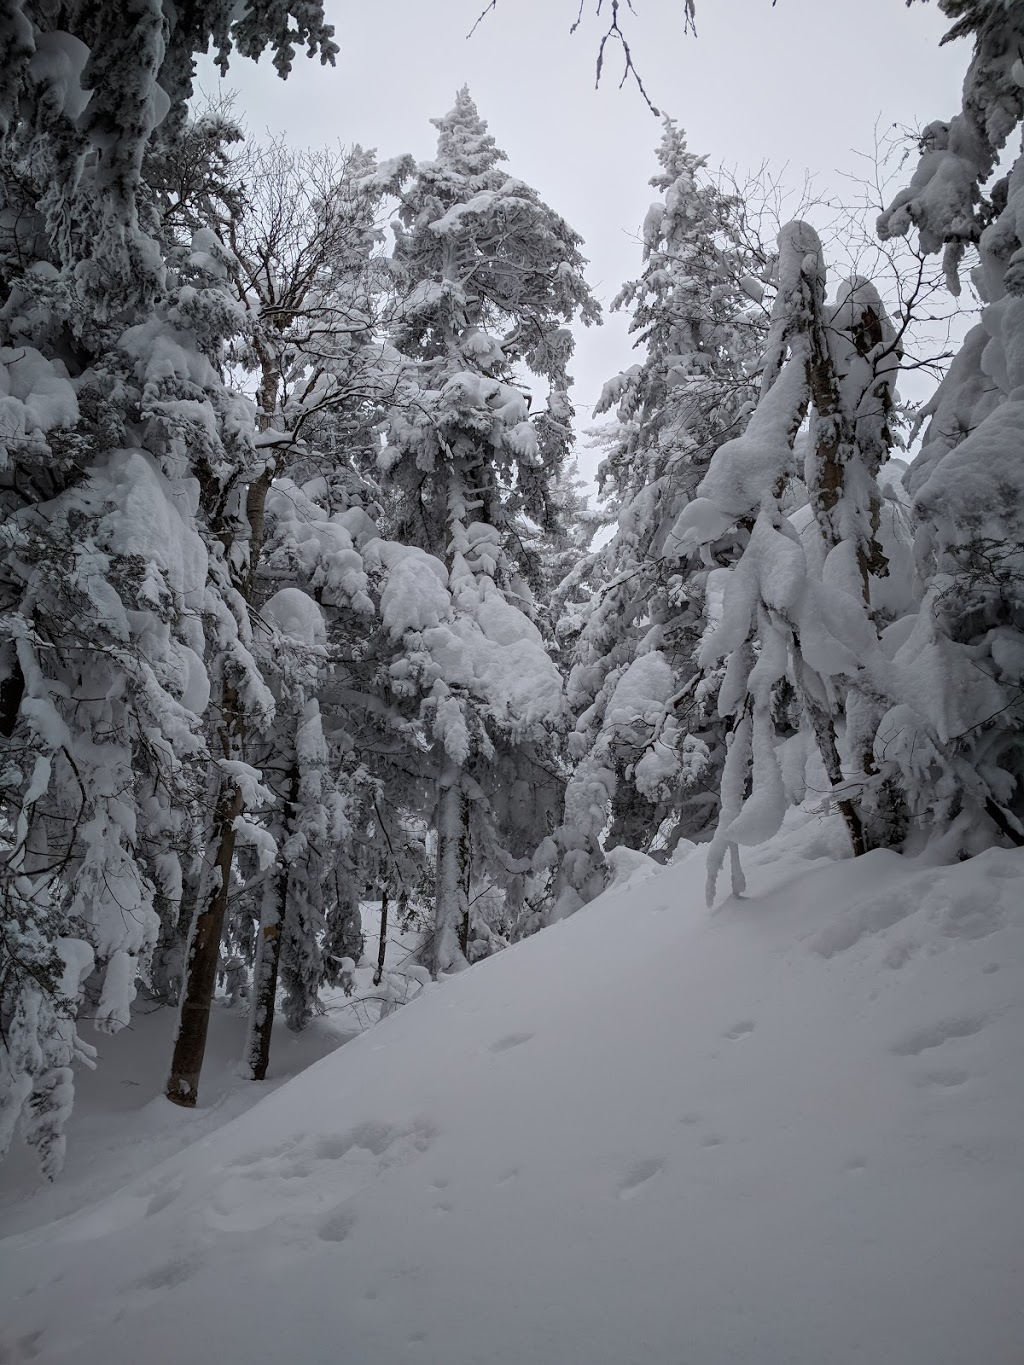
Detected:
left=723, top=1019, right=756, bottom=1040
left=0, top=1330, right=45, bottom=1361
left=134, top=1256, right=197, bottom=1291
left=207, top=1119, right=436, bottom=1233
left=890, top=1016, right=987, bottom=1056
left=883, top=939, right=918, bottom=969
left=917, top=1066, right=970, bottom=1089
left=318, top=1207, right=358, bottom=1243
left=315, top=1121, right=403, bottom=1160
left=617, top=1158, right=665, bottom=1198
left=981, top=860, right=1020, bottom=880
left=226, top=1140, right=296, bottom=1169
left=144, top=1183, right=180, bottom=1218
left=937, top=889, right=1006, bottom=941
left=488, top=1032, right=534, bottom=1053
left=808, top=888, right=921, bottom=957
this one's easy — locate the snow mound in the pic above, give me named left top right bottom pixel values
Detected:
left=1, top=824, right=1022, bottom=1364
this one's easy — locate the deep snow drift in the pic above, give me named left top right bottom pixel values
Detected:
left=1, top=815, right=1022, bottom=1365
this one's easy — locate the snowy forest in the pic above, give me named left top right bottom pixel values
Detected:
left=1, top=2, right=1022, bottom=1362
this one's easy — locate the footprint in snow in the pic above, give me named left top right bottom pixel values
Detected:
left=2, top=1330, right=44, bottom=1361
left=315, top=1121, right=397, bottom=1160
left=488, top=1032, right=534, bottom=1053
left=134, top=1256, right=197, bottom=1291
left=883, top=939, right=918, bottom=969
left=617, top=1158, right=665, bottom=1198
left=226, top=1140, right=295, bottom=1169
left=917, top=1066, right=970, bottom=1089
left=318, top=1207, right=358, bottom=1243
left=144, top=1183, right=180, bottom=1218
left=808, top=889, right=922, bottom=958
left=890, top=1016, right=987, bottom=1056
left=981, top=860, right=1021, bottom=881
left=939, top=889, right=1006, bottom=941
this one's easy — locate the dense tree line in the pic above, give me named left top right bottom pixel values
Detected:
left=1, top=0, right=1022, bottom=1176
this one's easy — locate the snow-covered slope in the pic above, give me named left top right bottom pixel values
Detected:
left=2, top=819, right=1022, bottom=1365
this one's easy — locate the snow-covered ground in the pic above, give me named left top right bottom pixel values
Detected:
left=0, top=996, right=354, bottom=1240
left=1, top=814, right=1022, bottom=1364
left=0, top=905, right=423, bottom=1237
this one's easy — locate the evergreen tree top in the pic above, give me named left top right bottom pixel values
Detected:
left=430, top=86, right=507, bottom=180
left=650, top=116, right=707, bottom=191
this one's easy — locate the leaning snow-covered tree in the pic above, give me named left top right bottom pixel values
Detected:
left=672, top=219, right=907, bottom=900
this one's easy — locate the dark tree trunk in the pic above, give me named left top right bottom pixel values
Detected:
left=243, top=760, right=300, bottom=1081
left=0, top=650, right=24, bottom=738
left=166, top=356, right=279, bottom=1107
left=243, top=872, right=287, bottom=1081
left=373, top=888, right=389, bottom=987
left=165, top=773, right=244, bottom=1106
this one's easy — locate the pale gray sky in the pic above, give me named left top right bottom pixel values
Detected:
left=200, top=0, right=969, bottom=484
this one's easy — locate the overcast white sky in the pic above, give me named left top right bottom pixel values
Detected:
left=201, top=0, right=969, bottom=484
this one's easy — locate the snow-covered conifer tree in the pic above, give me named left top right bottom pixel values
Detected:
left=872, top=0, right=1024, bottom=850
left=0, top=0, right=339, bottom=1156
left=545, top=121, right=766, bottom=918
left=379, top=89, right=599, bottom=972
